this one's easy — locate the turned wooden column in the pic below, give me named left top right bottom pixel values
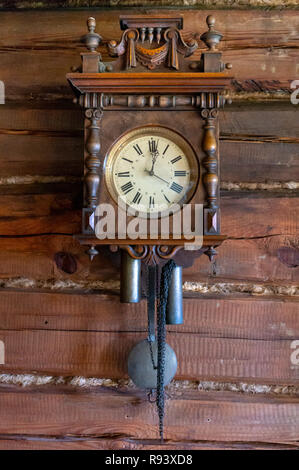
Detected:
left=201, top=107, right=220, bottom=235
left=84, top=108, right=103, bottom=209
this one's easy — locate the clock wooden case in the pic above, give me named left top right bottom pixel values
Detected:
left=67, top=14, right=233, bottom=439
left=67, top=14, right=232, bottom=294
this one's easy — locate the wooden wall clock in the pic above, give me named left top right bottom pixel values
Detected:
left=67, top=14, right=233, bottom=440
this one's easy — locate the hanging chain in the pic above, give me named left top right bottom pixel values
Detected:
left=157, top=259, right=176, bottom=443
left=146, top=260, right=176, bottom=442
left=147, top=265, right=157, bottom=370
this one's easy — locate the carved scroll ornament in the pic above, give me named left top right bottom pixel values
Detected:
left=110, top=244, right=184, bottom=266
left=108, top=27, right=198, bottom=70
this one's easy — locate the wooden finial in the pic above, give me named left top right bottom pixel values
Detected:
left=200, top=15, right=223, bottom=51
left=206, top=15, right=216, bottom=29
left=87, top=17, right=96, bottom=32
left=205, top=246, right=217, bottom=262
left=83, top=17, right=101, bottom=52
left=86, top=245, right=99, bottom=261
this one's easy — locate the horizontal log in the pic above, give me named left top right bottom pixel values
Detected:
left=1, top=105, right=298, bottom=181
left=0, top=192, right=78, bottom=218
left=0, top=194, right=297, bottom=283
left=0, top=193, right=297, bottom=237
left=0, top=232, right=298, bottom=284
left=0, top=291, right=298, bottom=340
left=1, top=1, right=299, bottom=10
left=0, top=437, right=297, bottom=450
left=185, top=236, right=299, bottom=283
left=0, top=10, right=298, bottom=101
left=0, top=182, right=81, bottom=197
left=222, top=105, right=299, bottom=138
left=0, top=107, right=82, bottom=132
left=0, top=327, right=298, bottom=383
left=0, top=212, right=80, bottom=236
left=2, top=9, right=298, bottom=52
left=221, top=194, right=299, bottom=238
left=0, top=134, right=83, bottom=177
left=1, top=133, right=298, bottom=181
left=220, top=141, right=299, bottom=183
left=0, top=190, right=81, bottom=235
left=0, top=235, right=115, bottom=281
left=0, top=384, right=298, bottom=443
left=1, top=104, right=298, bottom=136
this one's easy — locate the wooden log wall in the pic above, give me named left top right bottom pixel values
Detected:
left=0, top=2, right=298, bottom=450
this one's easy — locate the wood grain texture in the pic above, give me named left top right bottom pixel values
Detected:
left=1, top=105, right=298, bottom=182
left=2, top=104, right=298, bottom=136
left=0, top=437, right=298, bottom=450
left=0, top=10, right=298, bottom=101
left=0, top=134, right=83, bottom=177
left=0, top=234, right=298, bottom=283
left=1, top=132, right=297, bottom=181
left=0, top=193, right=297, bottom=283
left=0, top=291, right=298, bottom=340
left=185, top=236, right=299, bottom=283
left=221, top=195, right=299, bottom=238
left=220, top=141, right=299, bottom=183
left=0, top=235, right=115, bottom=281
left=0, top=192, right=298, bottom=237
left=0, top=327, right=298, bottom=383
left=0, top=384, right=298, bottom=443
left=1, top=1, right=298, bottom=10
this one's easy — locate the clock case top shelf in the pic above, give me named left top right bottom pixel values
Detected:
left=67, top=72, right=232, bottom=97
left=66, top=15, right=233, bottom=264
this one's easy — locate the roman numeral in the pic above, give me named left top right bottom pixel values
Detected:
left=121, top=181, right=133, bottom=194
left=174, top=170, right=187, bottom=176
left=171, top=156, right=182, bottom=164
left=117, top=171, right=130, bottom=177
left=163, top=144, right=169, bottom=155
left=170, top=182, right=183, bottom=194
left=133, top=144, right=143, bottom=155
left=149, top=196, right=155, bottom=208
left=164, top=194, right=170, bottom=203
left=149, top=139, right=158, bottom=153
left=122, top=157, right=133, bottom=163
left=132, top=192, right=142, bottom=204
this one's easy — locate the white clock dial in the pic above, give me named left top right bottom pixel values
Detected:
left=105, top=126, right=199, bottom=217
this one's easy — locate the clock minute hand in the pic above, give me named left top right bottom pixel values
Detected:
left=149, top=138, right=159, bottom=155
left=144, top=168, right=169, bottom=185
left=153, top=172, right=169, bottom=185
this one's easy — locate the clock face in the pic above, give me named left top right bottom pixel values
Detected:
left=105, top=126, right=199, bottom=217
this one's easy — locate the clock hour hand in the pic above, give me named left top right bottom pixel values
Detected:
left=148, top=138, right=159, bottom=175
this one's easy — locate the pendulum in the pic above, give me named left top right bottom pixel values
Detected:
left=127, top=260, right=178, bottom=441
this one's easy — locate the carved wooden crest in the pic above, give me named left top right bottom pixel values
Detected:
left=107, top=16, right=198, bottom=70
